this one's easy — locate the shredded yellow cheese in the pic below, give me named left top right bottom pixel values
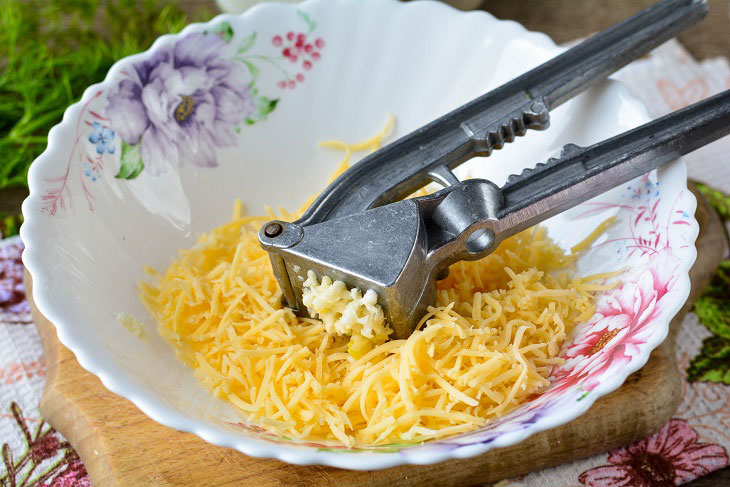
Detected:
left=319, top=114, right=396, bottom=182
left=116, top=312, right=146, bottom=339
left=140, top=119, right=616, bottom=447
left=570, top=216, right=618, bottom=254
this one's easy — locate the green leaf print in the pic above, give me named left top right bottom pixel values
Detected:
left=687, top=335, right=730, bottom=384
left=237, top=31, right=257, bottom=53
left=215, top=21, right=235, bottom=43
left=115, top=140, right=144, bottom=179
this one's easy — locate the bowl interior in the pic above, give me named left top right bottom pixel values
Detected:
left=22, top=0, right=696, bottom=467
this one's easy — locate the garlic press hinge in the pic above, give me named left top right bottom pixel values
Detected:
left=259, top=179, right=504, bottom=338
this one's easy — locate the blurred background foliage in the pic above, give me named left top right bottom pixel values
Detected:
left=0, top=0, right=210, bottom=235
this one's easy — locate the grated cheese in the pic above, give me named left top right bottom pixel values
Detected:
left=140, top=118, right=617, bottom=447
left=570, top=216, right=618, bottom=254
left=116, top=312, right=146, bottom=339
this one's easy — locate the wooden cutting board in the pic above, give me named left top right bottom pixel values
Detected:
left=26, top=186, right=727, bottom=487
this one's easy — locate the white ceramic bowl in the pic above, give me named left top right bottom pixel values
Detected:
left=21, top=0, right=698, bottom=469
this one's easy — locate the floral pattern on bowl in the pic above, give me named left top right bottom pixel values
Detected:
left=41, top=13, right=324, bottom=214
left=21, top=0, right=698, bottom=470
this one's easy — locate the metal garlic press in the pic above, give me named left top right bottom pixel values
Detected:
left=260, top=0, right=730, bottom=339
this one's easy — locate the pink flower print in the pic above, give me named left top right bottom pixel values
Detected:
left=646, top=247, right=679, bottom=297
left=48, top=458, right=91, bottom=487
left=579, top=419, right=728, bottom=486
left=550, top=250, right=677, bottom=394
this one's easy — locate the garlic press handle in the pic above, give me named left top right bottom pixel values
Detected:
left=296, top=0, right=708, bottom=227
left=402, top=88, right=730, bottom=299
left=259, top=87, right=730, bottom=339
left=488, top=88, right=730, bottom=245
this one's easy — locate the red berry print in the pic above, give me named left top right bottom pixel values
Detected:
left=269, top=24, right=324, bottom=90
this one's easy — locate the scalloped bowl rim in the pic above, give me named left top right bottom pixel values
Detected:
left=20, top=0, right=698, bottom=470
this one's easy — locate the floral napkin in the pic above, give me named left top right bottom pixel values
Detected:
left=1, top=39, right=729, bottom=487
left=0, top=237, right=89, bottom=486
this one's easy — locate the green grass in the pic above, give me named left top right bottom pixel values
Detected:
left=0, top=0, right=209, bottom=234
left=688, top=185, right=730, bottom=384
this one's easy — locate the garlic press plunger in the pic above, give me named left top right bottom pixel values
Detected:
left=260, top=0, right=730, bottom=339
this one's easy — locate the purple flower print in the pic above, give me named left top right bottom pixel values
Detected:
left=42, top=18, right=320, bottom=214
left=105, top=31, right=255, bottom=174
